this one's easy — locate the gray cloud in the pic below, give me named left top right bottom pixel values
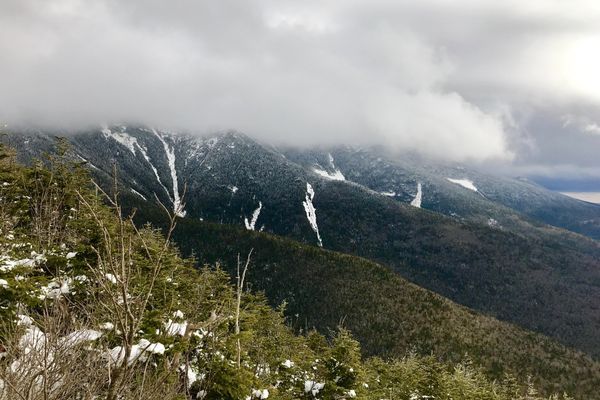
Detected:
left=1, top=0, right=600, bottom=171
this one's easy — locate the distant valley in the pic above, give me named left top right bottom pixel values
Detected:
left=562, top=192, right=600, bottom=204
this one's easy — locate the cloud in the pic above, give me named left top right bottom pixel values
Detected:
left=584, top=124, right=600, bottom=136
left=0, top=0, right=599, bottom=166
left=366, top=90, right=510, bottom=160
left=562, top=114, right=600, bottom=136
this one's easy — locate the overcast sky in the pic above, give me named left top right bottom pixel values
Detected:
left=1, top=0, right=600, bottom=183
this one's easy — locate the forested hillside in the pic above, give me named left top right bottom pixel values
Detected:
left=283, top=147, right=600, bottom=240
left=3, top=128, right=600, bottom=361
left=0, top=139, right=592, bottom=398
left=153, top=212, right=600, bottom=398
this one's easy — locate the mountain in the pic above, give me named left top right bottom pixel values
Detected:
left=168, top=218, right=600, bottom=398
left=112, top=192, right=600, bottom=398
left=4, top=144, right=567, bottom=400
left=282, top=146, right=600, bottom=240
left=3, top=126, right=600, bottom=361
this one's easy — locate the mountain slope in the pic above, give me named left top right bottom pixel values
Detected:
left=3, top=127, right=600, bottom=361
left=3, top=145, right=558, bottom=400
left=283, top=146, right=600, bottom=239
left=137, top=211, right=600, bottom=398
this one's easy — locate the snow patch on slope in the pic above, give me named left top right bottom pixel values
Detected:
left=152, top=129, right=186, bottom=217
left=108, top=338, right=166, bottom=366
left=1, top=252, right=46, bottom=273
left=101, top=126, right=173, bottom=203
left=101, top=127, right=138, bottom=155
left=302, top=183, right=323, bottom=247
left=313, top=153, right=345, bottom=181
left=313, top=168, right=345, bottom=181
left=380, top=191, right=396, bottom=197
left=410, top=182, right=423, bottom=208
left=447, top=178, right=478, bottom=192
left=135, top=143, right=171, bottom=200
left=10, top=317, right=103, bottom=376
left=244, top=202, right=263, bottom=231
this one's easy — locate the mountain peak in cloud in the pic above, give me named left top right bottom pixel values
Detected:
left=0, top=0, right=599, bottom=166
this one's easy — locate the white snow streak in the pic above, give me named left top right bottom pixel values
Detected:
left=313, top=168, right=346, bottom=181
left=136, top=144, right=172, bottom=200
left=152, top=129, right=186, bottom=217
left=101, top=126, right=173, bottom=202
left=76, top=154, right=99, bottom=170
left=313, top=153, right=345, bottom=181
left=302, top=183, right=323, bottom=247
left=380, top=191, right=396, bottom=197
left=101, top=127, right=138, bottom=154
left=131, top=188, right=147, bottom=201
left=410, top=182, right=423, bottom=208
left=244, top=201, right=263, bottom=231
left=447, top=178, right=478, bottom=192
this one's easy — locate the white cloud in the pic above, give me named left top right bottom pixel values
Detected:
left=0, top=0, right=599, bottom=164
left=562, top=114, right=600, bottom=136
left=365, top=90, right=510, bottom=160
left=584, top=123, right=600, bottom=136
